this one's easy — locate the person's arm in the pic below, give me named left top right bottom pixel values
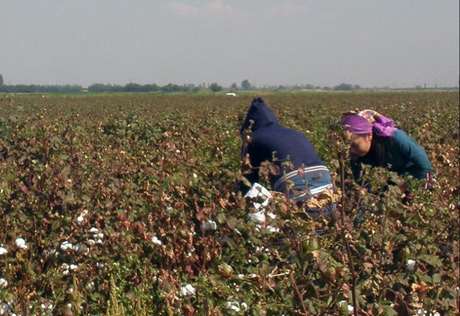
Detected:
left=392, top=130, right=431, bottom=179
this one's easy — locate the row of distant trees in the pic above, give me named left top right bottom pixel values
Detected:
left=0, top=81, right=359, bottom=94
left=0, top=75, right=255, bottom=93
left=1, top=74, right=454, bottom=93
left=0, top=84, right=83, bottom=93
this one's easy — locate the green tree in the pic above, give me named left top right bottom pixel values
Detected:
left=241, top=79, right=251, bottom=90
left=334, top=83, right=353, bottom=91
left=124, top=83, right=143, bottom=92
left=0, top=74, right=3, bottom=85
left=230, top=82, right=238, bottom=92
left=209, top=83, right=222, bottom=92
left=88, top=83, right=109, bottom=92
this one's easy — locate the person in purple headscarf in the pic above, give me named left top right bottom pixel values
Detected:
left=341, top=110, right=432, bottom=185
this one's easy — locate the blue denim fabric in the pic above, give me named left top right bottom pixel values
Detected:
left=273, top=167, right=335, bottom=217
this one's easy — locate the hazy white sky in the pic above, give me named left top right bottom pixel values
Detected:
left=0, top=0, right=458, bottom=88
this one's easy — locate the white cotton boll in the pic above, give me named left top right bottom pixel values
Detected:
left=417, top=309, right=440, bottom=316
left=40, top=302, right=53, bottom=310
left=249, top=211, right=266, bottom=224
left=406, top=259, right=416, bottom=271
left=267, top=212, right=276, bottom=220
left=15, top=238, right=28, bottom=249
left=0, top=247, right=7, bottom=255
left=226, top=300, right=240, bottom=312
left=176, top=149, right=181, bottom=154
left=96, top=239, right=103, bottom=244
left=43, top=248, right=57, bottom=256
left=97, top=233, right=104, bottom=239
left=0, top=302, right=11, bottom=314
left=77, top=215, right=84, bottom=223
left=193, top=173, right=198, bottom=178
left=60, top=241, right=73, bottom=251
left=70, top=264, right=78, bottom=271
left=0, top=278, right=8, bottom=288
left=151, top=236, right=163, bottom=245
left=201, top=220, right=217, bottom=232
left=241, top=302, right=248, bottom=309
left=339, top=301, right=354, bottom=312
left=89, top=227, right=99, bottom=233
left=72, top=244, right=85, bottom=253
left=267, top=225, right=280, bottom=233
left=181, top=284, right=196, bottom=297
left=87, top=239, right=95, bottom=246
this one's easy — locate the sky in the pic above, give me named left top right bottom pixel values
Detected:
left=0, top=0, right=458, bottom=88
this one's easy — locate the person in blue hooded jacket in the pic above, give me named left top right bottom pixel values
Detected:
left=239, top=98, right=334, bottom=205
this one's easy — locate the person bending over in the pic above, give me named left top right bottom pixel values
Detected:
left=239, top=98, right=334, bottom=209
left=341, top=110, right=432, bottom=194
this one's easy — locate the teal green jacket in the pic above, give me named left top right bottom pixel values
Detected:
left=351, top=129, right=431, bottom=181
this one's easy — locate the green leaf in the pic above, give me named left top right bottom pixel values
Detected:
left=418, top=254, right=442, bottom=267
left=383, top=306, right=398, bottom=316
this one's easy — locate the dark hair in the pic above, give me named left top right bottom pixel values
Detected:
left=368, top=132, right=392, bottom=166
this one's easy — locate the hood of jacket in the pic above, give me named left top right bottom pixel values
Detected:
left=240, top=98, right=280, bottom=136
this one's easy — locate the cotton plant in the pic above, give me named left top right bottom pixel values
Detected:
left=180, top=284, right=196, bottom=298
left=0, top=246, right=7, bottom=255
left=15, top=238, right=28, bottom=249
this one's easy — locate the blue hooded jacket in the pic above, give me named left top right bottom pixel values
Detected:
left=240, top=98, right=325, bottom=187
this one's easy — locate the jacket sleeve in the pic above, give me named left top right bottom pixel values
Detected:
left=392, top=130, right=432, bottom=179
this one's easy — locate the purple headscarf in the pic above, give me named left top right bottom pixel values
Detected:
left=342, top=110, right=398, bottom=137
left=372, top=115, right=398, bottom=137
left=341, top=115, right=373, bottom=135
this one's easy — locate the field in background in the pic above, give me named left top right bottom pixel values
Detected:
left=0, top=91, right=458, bottom=315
